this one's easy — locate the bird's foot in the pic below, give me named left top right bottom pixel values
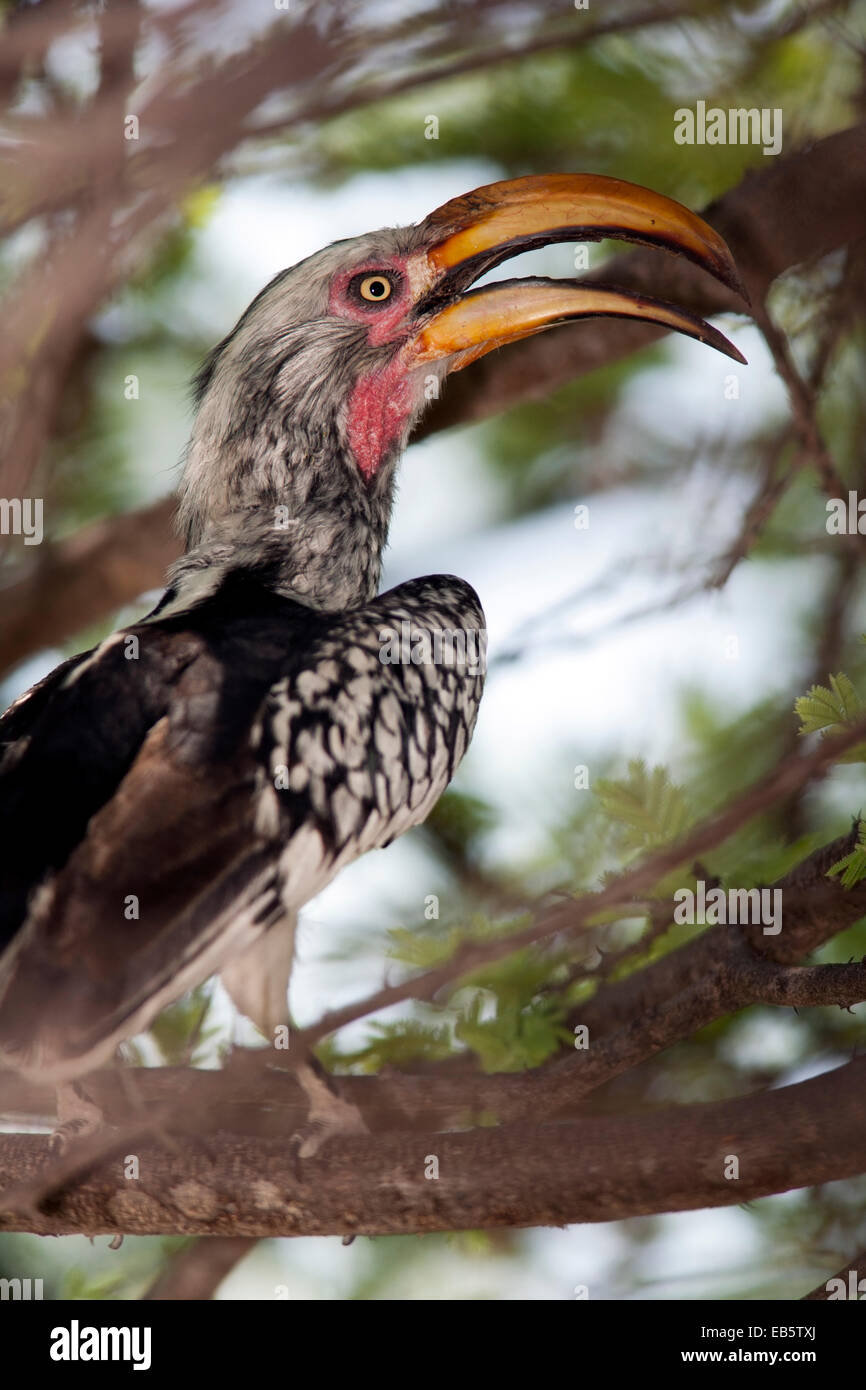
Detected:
left=50, top=1081, right=104, bottom=1157
left=290, top=1061, right=367, bottom=1164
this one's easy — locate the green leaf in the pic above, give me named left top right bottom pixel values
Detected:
left=827, top=824, right=866, bottom=889
left=795, top=672, right=864, bottom=733
left=794, top=671, right=866, bottom=762
left=455, top=994, right=569, bottom=1073
left=339, top=1017, right=454, bottom=1072
left=386, top=924, right=462, bottom=969
left=595, top=759, right=691, bottom=852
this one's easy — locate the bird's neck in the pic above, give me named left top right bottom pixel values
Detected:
left=172, top=429, right=399, bottom=612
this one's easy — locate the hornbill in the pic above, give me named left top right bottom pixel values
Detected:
left=0, top=174, right=745, bottom=1149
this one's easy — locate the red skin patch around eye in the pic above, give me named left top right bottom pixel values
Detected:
left=347, top=357, right=413, bottom=482
left=328, top=256, right=412, bottom=344
left=331, top=255, right=418, bottom=479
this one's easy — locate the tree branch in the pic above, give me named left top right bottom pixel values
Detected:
left=143, top=1236, right=257, bottom=1300
left=802, top=1249, right=866, bottom=1300
left=293, top=729, right=866, bottom=1053
left=575, top=823, right=866, bottom=1041
left=1, top=824, right=863, bottom=1141
left=1, top=1058, right=864, bottom=1237
left=0, top=497, right=176, bottom=673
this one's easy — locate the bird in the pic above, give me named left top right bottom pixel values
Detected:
left=0, top=172, right=746, bottom=1152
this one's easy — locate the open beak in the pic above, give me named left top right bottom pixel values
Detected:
left=407, top=173, right=747, bottom=371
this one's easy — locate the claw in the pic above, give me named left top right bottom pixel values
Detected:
left=290, top=1062, right=367, bottom=1167
left=50, top=1081, right=104, bottom=1156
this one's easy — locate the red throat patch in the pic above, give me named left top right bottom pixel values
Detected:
left=347, top=359, right=413, bottom=482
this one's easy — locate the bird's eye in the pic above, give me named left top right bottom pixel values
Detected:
left=359, top=275, right=393, bottom=303
left=342, top=269, right=403, bottom=315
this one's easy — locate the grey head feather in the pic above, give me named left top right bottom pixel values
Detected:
left=175, top=225, right=445, bottom=613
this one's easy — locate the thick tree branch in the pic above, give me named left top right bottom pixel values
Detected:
left=143, top=1236, right=257, bottom=1300
left=1, top=1058, right=864, bottom=1237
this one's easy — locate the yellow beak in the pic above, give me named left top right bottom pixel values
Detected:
left=407, top=173, right=747, bottom=370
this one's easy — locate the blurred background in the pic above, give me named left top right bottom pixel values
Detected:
left=1, top=0, right=866, bottom=1298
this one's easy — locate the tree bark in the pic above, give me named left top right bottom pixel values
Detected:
left=1, top=1059, right=863, bottom=1238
